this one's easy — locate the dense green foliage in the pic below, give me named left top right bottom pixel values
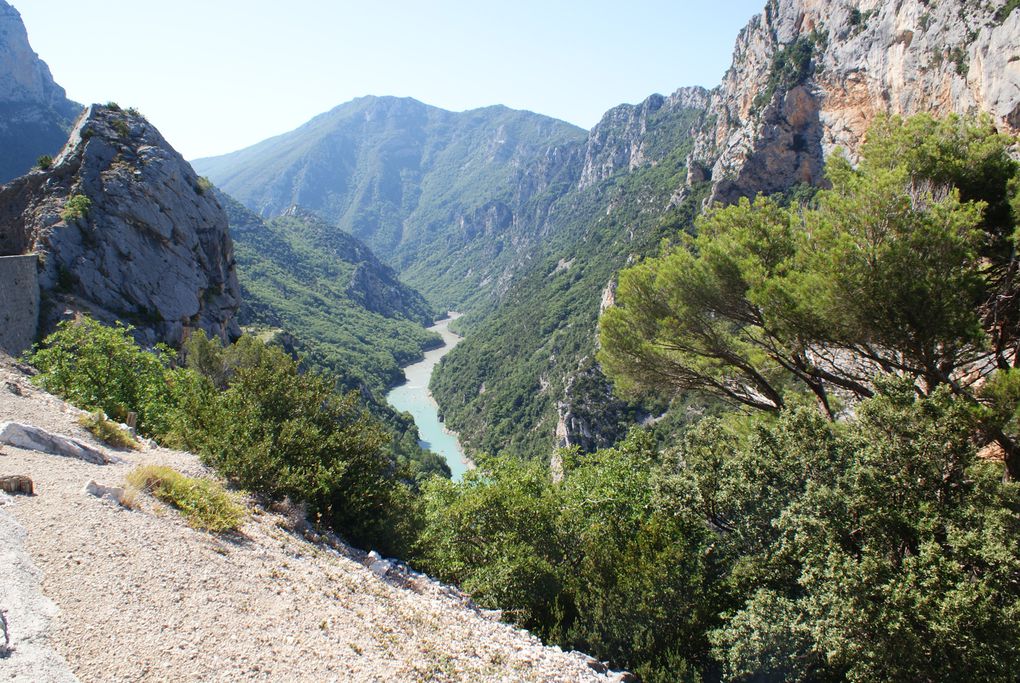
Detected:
left=431, top=101, right=708, bottom=459
left=416, top=383, right=1020, bottom=681
left=219, top=191, right=449, bottom=480
left=600, top=113, right=1020, bottom=471
left=29, top=318, right=421, bottom=553
left=29, top=317, right=177, bottom=434
left=417, top=114, right=1020, bottom=681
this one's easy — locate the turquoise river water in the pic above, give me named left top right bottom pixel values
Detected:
left=385, top=313, right=469, bottom=480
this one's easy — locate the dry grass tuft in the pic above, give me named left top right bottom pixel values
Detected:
left=126, top=465, right=245, bottom=532
left=78, top=411, right=139, bottom=450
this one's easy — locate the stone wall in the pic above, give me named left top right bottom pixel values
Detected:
left=0, top=254, right=38, bottom=356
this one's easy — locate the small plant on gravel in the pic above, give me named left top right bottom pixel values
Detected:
left=77, top=411, right=139, bottom=450
left=126, top=465, right=245, bottom=533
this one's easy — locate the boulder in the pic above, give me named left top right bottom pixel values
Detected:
left=83, top=480, right=127, bottom=505
left=0, top=422, right=109, bottom=464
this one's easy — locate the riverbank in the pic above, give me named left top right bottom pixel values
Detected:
left=385, top=314, right=472, bottom=480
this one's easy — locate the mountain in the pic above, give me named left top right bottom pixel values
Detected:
left=432, top=0, right=1020, bottom=459
left=431, top=89, right=711, bottom=457
left=0, top=104, right=240, bottom=346
left=190, top=0, right=1020, bottom=462
left=220, top=192, right=438, bottom=391
left=687, top=0, right=1020, bottom=207
left=0, top=0, right=80, bottom=182
left=217, top=192, right=449, bottom=479
left=193, top=96, right=587, bottom=309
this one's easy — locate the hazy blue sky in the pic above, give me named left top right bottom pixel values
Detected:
left=15, top=1, right=765, bottom=159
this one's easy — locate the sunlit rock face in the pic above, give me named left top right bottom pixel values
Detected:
left=683, top=0, right=1020, bottom=205
left=0, top=105, right=241, bottom=346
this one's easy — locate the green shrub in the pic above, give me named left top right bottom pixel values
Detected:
left=60, top=194, right=92, bottom=222
left=36, top=155, right=53, bottom=170
left=77, top=411, right=139, bottom=450
left=126, top=465, right=245, bottom=532
left=191, top=341, right=398, bottom=549
left=195, top=176, right=213, bottom=196
left=28, top=317, right=173, bottom=435
left=112, top=119, right=131, bottom=139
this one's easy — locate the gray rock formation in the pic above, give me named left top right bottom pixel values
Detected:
left=686, top=0, right=1020, bottom=205
left=0, top=422, right=109, bottom=464
left=579, top=87, right=710, bottom=190
left=0, top=0, right=80, bottom=182
left=0, top=104, right=241, bottom=346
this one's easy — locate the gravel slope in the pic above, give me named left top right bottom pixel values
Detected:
left=0, top=363, right=613, bottom=683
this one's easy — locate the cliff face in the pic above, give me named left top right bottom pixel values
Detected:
left=0, top=105, right=241, bottom=346
left=690, top=0, right=1020, bottom=204
left=579, top=88, right=711, bottom=191
left=435, top=0, right=1020, bottom=459
left=0, top=0, right=80, bottom=182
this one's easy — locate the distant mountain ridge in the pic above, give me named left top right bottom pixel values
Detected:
left=193, top=96, right=587, bottom=309
left=0, top=0, right=80, bottom=182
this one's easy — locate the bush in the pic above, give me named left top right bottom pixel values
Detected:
left=190, top=341, right=397, bottom=549
left=195, top=176, right=213, bottom=196
left=77, top=411, right=139, bottom=450
left=36, top=155, right=53, bottom=170
left=126, top=465, right=245, bottom=532
left=60, top=194, right=92, bottom=222
left=29, top=317, right=410, bottom=553
left=29, top=317, right=174, bottom=435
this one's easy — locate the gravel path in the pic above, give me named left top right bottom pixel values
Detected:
left=0, top=364, right=613, bottom=682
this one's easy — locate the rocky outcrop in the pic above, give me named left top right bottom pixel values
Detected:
left=0, top=0, right=80, bottom=182
left=0, top=105, right=241, bottom=346
left=579, top=87, right=710, bottom=190
left=0, top=421, right=109, bottom=464
left=687, top=0, right=1020, bottom=205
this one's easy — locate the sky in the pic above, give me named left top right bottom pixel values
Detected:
left=14, top=1, right=765, bottom=160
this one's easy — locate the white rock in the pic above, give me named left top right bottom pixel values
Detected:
left=83, top=480, right=127, bottom=505
left=369, top=560, right=391, bottom=577
left=0, top=422, right=109, bottom=464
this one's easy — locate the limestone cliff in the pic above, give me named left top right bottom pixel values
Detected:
left=0, top=104, right=240, bottom=346
left=686, top=0, right=1020, bottom=205
left=0, top=0, right=80, bottom=182
left=434, top=0, right=1020, bottom=459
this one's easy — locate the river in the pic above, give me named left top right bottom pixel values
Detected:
left=385, top=313, right=470, bottom=480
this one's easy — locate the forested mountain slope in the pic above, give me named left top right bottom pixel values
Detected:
left=194, top=97, right=587, bottom=309
left=218, top=191, right=448, bottom=478
left=220, top=191, right=437, bottom=394
left=431, top=90, right=711, bottom=457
